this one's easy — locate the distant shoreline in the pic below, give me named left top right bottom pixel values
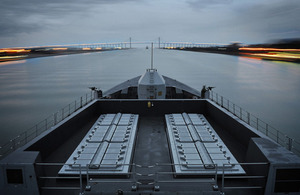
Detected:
left=164, top=47, right=300, bottom=63
left=0, top=48, right=124, bottom=63
left=1, top=46, right=299, bottom=64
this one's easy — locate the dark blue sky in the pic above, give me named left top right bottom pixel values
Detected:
left=0, top=0, right=299, bottom=48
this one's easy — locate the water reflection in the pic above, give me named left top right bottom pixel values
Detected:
left=0, top=60, right=26, bottom=66
left=0, top=49, right=299, bottom=146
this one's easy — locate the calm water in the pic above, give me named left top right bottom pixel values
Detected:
left=0, top=49, right=300, bottom=145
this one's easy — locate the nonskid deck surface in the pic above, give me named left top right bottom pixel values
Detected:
left=132, top=116, right=172, bottom=181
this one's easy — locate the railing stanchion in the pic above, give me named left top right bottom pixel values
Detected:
left=266, top=124, right=269, bottom=136
left=240, top=107, right=242, bottom=120
left=227, top=99, right=229, bottom=110
left=45, top=118, right=48, bottom=130
left=247, top=112, right=250, bottom=125
left=222, top=164, right=225, bottom=193
left=233, top=104, right=235, bottom=115
left=288, top=137, right=292, bottom=151
left=79, top=164, right=83, bottom=194
left=133, top=163, right=137, bottom=186
left=62, top=108, right=64, bottom=120
left=257, top=118, right=259, bottom=130
left=221, top=96, right=223, bottom=107
left=12, top=139, right=15, bottom=150
left=155, top=163, right=158, bottom=187
left=215, top=164, right=218, bottom=188
left=86, top=164, right=90, bottom=188
left=25, top=131, right=27, bottom=144
left=36, top=124, right=38, bottom=136
left=54, top=113, right=57, bottom=125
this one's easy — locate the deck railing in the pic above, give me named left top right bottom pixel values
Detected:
left=1, top=90, right=299, bottom=159
left=0, top=91, right=96, bottom=159
left=209, top=91, right=300, bottom=156
left=35, top=163, right=83, bottom=194
left=221, top=162, right=269, bottom=194
left=35, top=162, right=268, bottom=194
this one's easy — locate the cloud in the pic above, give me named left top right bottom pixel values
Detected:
left=0, top=0, right=139, bottom=37
left=187, top=0, right=233, bottom=10
left=232, top=0, right=300, bottom=41
left=183, top=0, right=300, bottom=43
left=0, top=0, right=300, bottom=47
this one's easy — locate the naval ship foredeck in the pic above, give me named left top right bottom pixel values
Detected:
left=59, top=112, right=244, bottom=178
left=5, top=99, right=292, bottom=195
left=31, top=107, right=249, bottom=195
left=1, top=62, right=300, bottom=195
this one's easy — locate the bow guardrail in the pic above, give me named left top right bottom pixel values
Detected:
left=0, top=91, right=95, bottom=159
left=35, top=162, right=268, bottom=194
left=209, top=91, right=300, bottom=156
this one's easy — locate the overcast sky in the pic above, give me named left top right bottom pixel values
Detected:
left=0, top=0, right=299, bottom=48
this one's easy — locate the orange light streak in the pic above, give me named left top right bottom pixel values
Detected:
left=253, top=53, right=300, bottom=59
left=0, top=49, right=31, bottom=53
left=52, top=48, right=68, bottom=51
left=239, top=48, right=300, bottom=52
left=0, top=55, right=27, bottom=59
left=0, top=60, right=26, bottom=66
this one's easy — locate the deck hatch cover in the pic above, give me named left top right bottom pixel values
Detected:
left=59, top=113, right=138, bottom=176
left=165, top=113, right=245, bottom=175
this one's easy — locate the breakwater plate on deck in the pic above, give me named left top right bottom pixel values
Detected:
left=165, top=113, right=245, bottom=176
left=59, top=113, right=138, bottom=176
